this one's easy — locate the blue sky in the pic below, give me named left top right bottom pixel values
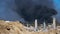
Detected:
left=0, top=0, right=25, bottom=22
left=53, top=0, right=60, bottom=22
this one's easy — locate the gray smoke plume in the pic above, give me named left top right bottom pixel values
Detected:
left=15, top=0, right=57, bottom=24
left=0, top=0, right=58, bottom=24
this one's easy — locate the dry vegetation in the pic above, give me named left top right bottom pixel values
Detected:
left=0, top=20, right=32, bottom=34
left=0, top=20, right=59, bottom=34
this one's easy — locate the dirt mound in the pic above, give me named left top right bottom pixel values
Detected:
left=0, top=21, right=32, bottom=34
left=0, top=21, right=57, bottom=34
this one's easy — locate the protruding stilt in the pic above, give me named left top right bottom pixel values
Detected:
left=27, top=24, right=29, bottom=27
left=53, top=17, right=56, bottom=29
left=43, top=21, right=46, bottom=30
left=43, top=21, right=48, bottom=32
left=34, top=19, right=38, bottom=31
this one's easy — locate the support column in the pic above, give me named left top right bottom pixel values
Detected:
left=43, top=21, right=46, bottom=30
left=53, top=17, right=56, bottom=29
left=34, top=19, right=38, bottom=31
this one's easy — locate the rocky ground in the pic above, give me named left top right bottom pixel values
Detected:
left=0, top=20, right=59, bottom=34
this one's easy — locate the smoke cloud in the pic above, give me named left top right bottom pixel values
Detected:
left=15, top=0, right=57, bottom=24
left=0, top=0, right=58, bottom=24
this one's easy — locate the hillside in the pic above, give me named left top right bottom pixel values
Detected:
left=0, top=20, right=59, bottom=34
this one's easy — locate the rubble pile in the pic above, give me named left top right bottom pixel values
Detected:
left=0, top=20, right=31, bottom=34
left=0, top=20, right=59, bottom=34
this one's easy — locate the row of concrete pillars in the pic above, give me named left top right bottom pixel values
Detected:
left=34, top=17, right=56, bottom=31
left=26, top=17, right=56, bottom=31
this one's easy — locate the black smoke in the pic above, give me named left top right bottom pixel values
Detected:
left=15, top=0, right=57, bottom=24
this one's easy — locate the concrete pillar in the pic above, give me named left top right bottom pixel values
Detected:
left=43, top=21, right=48, bottom=32
left=34, top=19, right=38, bottom=31
left=43, top=21, right=46, bottom=30
left=53, top=17, right=56, bottom=29
left=27, top=24, right=29, bottom=27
